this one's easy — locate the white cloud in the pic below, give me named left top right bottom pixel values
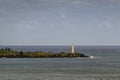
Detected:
left=12, top=20, right=40, bottom=30
left=103, top=20, right=113, bottom=28
left=103, top=16, right=113, bottom=28
left=42, top=0, right=120, bottom=6
left=98, top=15, right=120, bottom=29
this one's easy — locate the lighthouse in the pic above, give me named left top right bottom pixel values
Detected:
left=72, top=44, right=75, bottom=54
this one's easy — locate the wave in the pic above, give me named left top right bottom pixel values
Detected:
left=90, top=56, right=95, bottom=58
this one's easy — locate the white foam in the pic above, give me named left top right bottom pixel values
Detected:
left=90, top=56, right=95, bottom=58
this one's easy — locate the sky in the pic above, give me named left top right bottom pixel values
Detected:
left=0, top=0, right=120, bottom=46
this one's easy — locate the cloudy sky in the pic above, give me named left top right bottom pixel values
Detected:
left=0, top=0, right=120, bottom=45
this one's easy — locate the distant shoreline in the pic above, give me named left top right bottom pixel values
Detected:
left=0, top=48, right=89, bottom=58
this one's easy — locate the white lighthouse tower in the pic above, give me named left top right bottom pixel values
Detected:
left=72, top=44, right=75, bottom=54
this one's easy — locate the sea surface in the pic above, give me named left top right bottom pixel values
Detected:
left=0, top=46, right=120, bottom=80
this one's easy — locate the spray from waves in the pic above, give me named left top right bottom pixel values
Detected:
left=90, top=56, right=95, bottom=58
left=90, top=56, right=101, bottom=59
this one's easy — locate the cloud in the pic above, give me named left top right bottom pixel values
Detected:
left=11, top=20, right=40, bottom=30
left=98, top=15, right=120, bottom=29
left=38, top=0, right=120, bottom=6
left=102, top=16, right=113, bottom=28
left=0, top=0, right=120, bottom=29
left=0, top=0, right=120, bottom=12
left=109, top=0, right=120, bottom=3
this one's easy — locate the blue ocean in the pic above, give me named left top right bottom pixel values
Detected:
left=0, top=46, right=120, bottom=80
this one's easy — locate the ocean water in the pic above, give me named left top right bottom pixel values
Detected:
left=0, top=46, right=120, bottom=80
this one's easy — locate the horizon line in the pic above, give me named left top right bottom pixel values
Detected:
left=1, top=44, right=120, bottom=46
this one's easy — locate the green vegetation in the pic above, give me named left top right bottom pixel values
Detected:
left=0, top=48, right=88, bottom=58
